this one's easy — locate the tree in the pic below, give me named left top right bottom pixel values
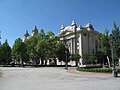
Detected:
left=96, top=51, right=104, bottom=66
left=71, top=53, right=81, bottom=66
left=55, top=42, right=70, bottom=63
left=87, top=54, right=97, bottom=64
left=12, top=38, right=28, bottom=66
left=0, top=40, right=11, bottom=65
left=35, top=40, right=46, bottom=65
left=45, top=31, right=59, bottom=65
left=25, top=29, right=58, bottom=66
left=24, top=29, right=71, bottom=66
left=34, top=29, right=47, bottom=65
left=47, top=31, right=55, bottom=38
left=111, top=22, right=120, bottom=62
left=37, top=29, right=46, bottom=40
left=98, top=29, right=111, bottom=66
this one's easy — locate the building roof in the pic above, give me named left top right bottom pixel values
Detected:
left=58, top=21, right=101, bottom=37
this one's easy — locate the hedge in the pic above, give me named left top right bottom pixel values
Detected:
left=77, top=67, right=120, bottom=73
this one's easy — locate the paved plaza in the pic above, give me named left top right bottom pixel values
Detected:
left=0, top=67, right=120, bottom=90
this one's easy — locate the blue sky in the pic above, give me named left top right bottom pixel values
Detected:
left=0, top=0, right=120, bottom=47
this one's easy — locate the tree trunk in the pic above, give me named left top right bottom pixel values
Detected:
left=41, top=58, right=44, bottom=65
left=53, top=56, right=57, bottom=65
left=45, top=60, right=47, bottom=66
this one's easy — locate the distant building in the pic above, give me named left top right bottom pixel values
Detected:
left=23, top=25, right=38, bottom=42
left=58, top=20, right=101, bottom=64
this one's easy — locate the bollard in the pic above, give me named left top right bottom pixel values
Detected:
left=112, top=69, right=118, bottom=77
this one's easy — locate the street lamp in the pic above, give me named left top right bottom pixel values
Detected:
left=118, top=46, right=120, bottom=66
left=65, top=50, right=68, bottom=70
left=110, top=34, right=117, bottom=77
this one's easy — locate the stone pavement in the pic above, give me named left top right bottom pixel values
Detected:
left=0, top=67, right=120, bottom=90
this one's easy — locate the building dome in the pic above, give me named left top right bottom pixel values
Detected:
left=60, top=24, right=65, bottom=30
left=71, top=20, right=76, bottom=26
left=85, top=23, right=94, bottom=31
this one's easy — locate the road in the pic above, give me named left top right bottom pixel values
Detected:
left=0, top=67, right=120, bottom=90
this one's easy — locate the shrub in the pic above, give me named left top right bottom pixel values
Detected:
left=77, top=67, right=120, bottom=73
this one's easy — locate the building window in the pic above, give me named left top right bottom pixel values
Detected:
left=77, top=49, right=79, bottom=53
left=77, top=38, right=79, bottom=43
left=92, top=39, right=94, bottom=43
left=92, top=49, right=94, bottom=54
left=95, top=40, right=98, bottom=46
left=83, top=34, right=87, bottom=36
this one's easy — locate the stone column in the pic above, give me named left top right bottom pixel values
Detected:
left=119, top=58, right=120, bottom=66
left=79, top=57, right=83, bottom=65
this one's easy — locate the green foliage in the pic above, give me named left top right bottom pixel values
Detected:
left=25, top=35, right=38, bottom=57
left=71, top=54, right=81, bottom=61
left=98, top=29, right=110, bottom=55
left=0, top=40, right=11, bottom=65
left=24, top=29, right=66, bottom=65
left=37, top=29, right=45, bottom=39
left=87, top=54, right=97, bottom=64
left=55, top=42, right=70, bottom=62
left=71, top=53, right=81, bottom=66
left=97, top=22, right=120, bottom=66
left=98, top=28, right=111, bottom=66
left=47, top=31, right=55, bottom=38
left=111, top=22, right=120, bottom=61
left=12, top=38, right=28, bottom=63
left=96, top=51, right=104, bottom=65
left=77, top=67, right=120, bottom=73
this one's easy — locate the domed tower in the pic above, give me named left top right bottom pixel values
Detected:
left=71, top=20, right=77, bottom=29
left=23, top=30, right=30, bottom=42
left=85, top=23, right=94, bottom=31
left=31, top=25, right=38, bottom=36
left=60, top=24, right=65, bottom=32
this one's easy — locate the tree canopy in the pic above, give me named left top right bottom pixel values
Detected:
left=111, top=22, right=120, bottom=61
left=23, top=29, right=70, bottom=65
left=0, top=40, right=11, bottom=65
left=12, top=38, right=28, bottom=66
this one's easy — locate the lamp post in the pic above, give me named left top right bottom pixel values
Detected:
left=65, top=50, right=68, bottom=70
left=110, top=34, right=117, bottom=77
left=118, top=46, right=120, bottom=66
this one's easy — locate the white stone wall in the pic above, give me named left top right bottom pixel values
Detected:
left=79, top=34, right=82, bottom=56
left=88, top=33, right=97, bottom=55
left=82, top=33, right=89, bottom=56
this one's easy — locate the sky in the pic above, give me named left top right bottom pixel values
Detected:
left=0, top=0, right=120, bottom=47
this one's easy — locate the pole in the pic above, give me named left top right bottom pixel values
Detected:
left=65, top=50, right=68, bottom=70
left=0, top=31, right=1, bottom=45
left=111, top=43, right=115, bottom=76
left=110, top=35, right=116, bottom=77
left=75, top=26, right=77, bottom=54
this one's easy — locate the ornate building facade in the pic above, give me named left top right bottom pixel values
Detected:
left=58, top=20, right=101, bottom=64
